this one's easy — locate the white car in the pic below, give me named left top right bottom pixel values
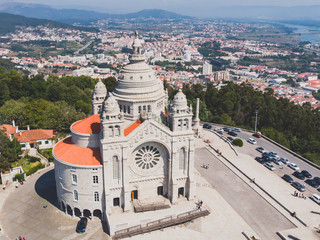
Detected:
left=280, top=157, right=290, bottom=165
left=288, top=163, right=300, bottom=171
left=264, top=162, right=276, bottom=171
left=272, top=158, right=283, bottom=166
left=247, top=138, right=257, bottom=145
left=310, top=194, right=320, bottom=205
left=232, top=127, right=241, bottom=132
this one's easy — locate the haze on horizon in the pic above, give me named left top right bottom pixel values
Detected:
left=1, top=0, right=319, bottom=17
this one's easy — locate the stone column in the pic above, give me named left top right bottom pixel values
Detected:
left=121, top=146, right=131, bottom=211
left=187, top=138, right=196, bottom=201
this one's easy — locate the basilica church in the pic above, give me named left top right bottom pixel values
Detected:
left=53, top=31, right=198, bottom=233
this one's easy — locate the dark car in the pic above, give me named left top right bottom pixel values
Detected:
left=203, top=124, right=212, bottom=130
left=293, top=171, right=306, bottom=180
left=282, top=174, right=294, bottom=183
left=262, top=152, right=270, bottom=158
left=252, top=132, right=261, bottom=138
left=227, top=136, right=234, bottom=142
left=228, top=131, right=238, bottom=137
left=256, top=147, right=265, bottom=153
left=292, top=182, right=306, bottom=192
left=255, top=157, right=265, bottom=164
left=223, top=127, right=231, bottom=132
left=301, top=170, right=312, bottom=179
left=314, top=177, right=320, bottom=185
left=262, top=155, right=272, bottom=162
left=76, top=217, right=88, bottom=233
left=305, top=179, right=320, bottom=188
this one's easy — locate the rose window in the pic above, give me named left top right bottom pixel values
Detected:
left=135, top=145, right=160, bottom=169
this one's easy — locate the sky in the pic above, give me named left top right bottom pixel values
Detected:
left=2, top=0, right=320, bottom=16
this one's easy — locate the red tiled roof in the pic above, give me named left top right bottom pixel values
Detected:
left=54, top=137, right=102, bottom=166
left=0, top=124, right=17, bottom=137
left=72, top=114, right=101, bottom=134
left=124, top=120, right=142, bottom=136
left=14, top=129, right=53, bottom=143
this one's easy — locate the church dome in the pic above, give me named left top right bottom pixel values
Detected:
left=113, top=31, right=165, bottom=101
left=93, top=80, right=107, bottom=97
left=173, top=88, right=187, bottom=109
left=103, top=93, right=120, bottom=116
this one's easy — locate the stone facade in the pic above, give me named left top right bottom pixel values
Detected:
left=53, top=31, right=196, bottom=234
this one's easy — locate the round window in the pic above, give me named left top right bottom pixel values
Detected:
left=135, top=145, right=160, bottom=169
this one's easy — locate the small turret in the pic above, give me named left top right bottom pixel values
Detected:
left=168, top=88, right=193, bottom=132
left=100, top=93, right=124, bottom=139
left=92, top=79, right=107, bottom=115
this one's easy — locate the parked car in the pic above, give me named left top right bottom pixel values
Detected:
left=293, top=171, right=306, bottom=180
left=313, top=177, right=320, bottom=185
left=269, top=151, right=280, bottom=159
left=247, top=138, right=257, bottom=145
left=305, top=179, right=320, bottom=188
left=282, top=174, right=294, bottom=183
left=264, top=162, right=276, bottom=171
left=203, top=124, right=212, bottom=130
left=252, top=132, right=261, bottom=138
left=256, top=147, right=265, bottom=153
left=291, top=182, right=306, bottom=192
left=280, top=157, right=290, bottom=165
left=272, top=157, right=283, bottom=166
left=288, top=163, right=300, bottom=171
left=301, top=170, right=312, bottom=178
left=310, top=194, right=320, bottom=204
left=228, top=131, right=238, bottom=137
left=232, top=127, right=241, bottom=132
left=263, top=156, right=272, bottom=162
left=227, top=136, right=234, bottom=142
left=76, top=217, right=88, bottom=233
left=223, top=127, right=231, bottom=132
left=217, top=130, right=223, bottom=135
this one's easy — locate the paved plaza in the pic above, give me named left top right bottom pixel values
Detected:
left=0, top=129, right=320, bottom=239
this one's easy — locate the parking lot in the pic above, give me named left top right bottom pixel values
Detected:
left=208, top=125, right=320, bottom=198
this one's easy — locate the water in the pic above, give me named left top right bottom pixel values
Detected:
left=283, top=24, right=320, bottom=44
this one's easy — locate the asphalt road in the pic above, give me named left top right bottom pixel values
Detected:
left=209, top=124, right=320, bottom=196
left=195, top=148, right=295, bottom=240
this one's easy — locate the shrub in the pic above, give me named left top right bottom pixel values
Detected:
left=26, top=162, right=45, bottom=176
left=28, top=156, right=41, bottom=163
left=233, top=138, right=243, bottom=147
left=14, top=173, right=25, bottom=181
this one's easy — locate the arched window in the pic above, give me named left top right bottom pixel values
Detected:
left=113, top=156, right=119, bottom=180
left=148, top=105, right=151, bottom=112
left=114, top=126, right=120, bottom=136
left=123, top=105, right=127, bottom=113
left=127, top=106, right=131, bottom=114
left=74, top=190, right=78, bottom=201
left=143, top=105, right=146, bottom=111
left=94, top=192, right=99, bottom=202
left=179, top=148, right=186, bottom=170
left=109, top=126, right=113, bottom=137
left=119, top=105, right=122, bottom=111
left=184, top=119, right=189, bottom=129
left=138, top=106, right=141, bottom=113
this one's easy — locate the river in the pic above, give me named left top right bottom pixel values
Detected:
left=282, top=24, right=320, bottom=44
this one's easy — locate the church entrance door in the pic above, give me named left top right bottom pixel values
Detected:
left=157, top=186, right=163, bottom=196
left=131, top=190, right=138, bottom=200
left=178, top=187, right=184, bottom=197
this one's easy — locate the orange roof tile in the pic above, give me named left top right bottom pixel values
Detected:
left=54, top=137, right=102, bottom=166
left=14, top=129, right=53, bottom=143
left=0, top=124, right=17, bottom=137
left=72, top=114, right=101, bottom=134
left=124, top=120, right=142, bottom=136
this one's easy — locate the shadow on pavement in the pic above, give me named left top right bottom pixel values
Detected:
left=288, top=235, right=301, bottom=240
left=35, top=169, right=58, bottom=207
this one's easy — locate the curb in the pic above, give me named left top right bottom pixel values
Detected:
left=206, top=145, right=307, bottom=227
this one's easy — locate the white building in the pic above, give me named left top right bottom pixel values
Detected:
left=202, top=62, right=212, bottom=75
left=53, top=32, right=196, bottom=235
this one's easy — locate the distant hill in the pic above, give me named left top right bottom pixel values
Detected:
left=122, top=9, right=192, bottom=20
left=0, top=12, right=98, bottom=34
left=0, top=2, right=192, bottom=24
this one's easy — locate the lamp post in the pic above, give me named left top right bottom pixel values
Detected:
left=254, top=110, right=259, bottom=133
